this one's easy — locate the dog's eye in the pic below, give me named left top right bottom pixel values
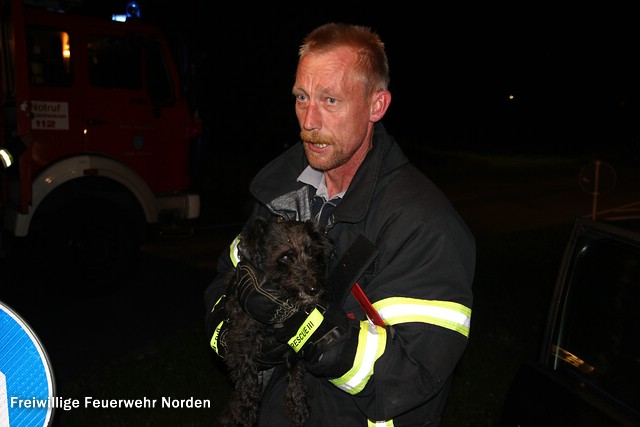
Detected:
left=278, top=252, right=294, bottom=265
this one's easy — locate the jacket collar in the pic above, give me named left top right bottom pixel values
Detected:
left=250, top=122, right=409, bottom=225
left=332, top=122, right=408, bottom=224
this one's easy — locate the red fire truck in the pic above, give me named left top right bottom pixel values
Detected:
left=0, top=0, right=202, bottom=289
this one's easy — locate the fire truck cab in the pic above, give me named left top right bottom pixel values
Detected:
left=0, top=0, right=202, bottom=289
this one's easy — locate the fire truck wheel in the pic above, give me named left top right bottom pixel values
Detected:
left=29, top=197, right=141, bottom=294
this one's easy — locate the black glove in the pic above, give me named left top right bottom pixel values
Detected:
left=207, top=293, right=231, bottom=358
left=255, top=339, right=290, bottom=370
left=272, top=304, right=359, bottom=378
left=234, top=261, right=299, bottom=325
left=215, top=321, right=290, bottom=370
left=233, top=261, right=359, bottom=377
left=208, top=293, right=289, bottom=370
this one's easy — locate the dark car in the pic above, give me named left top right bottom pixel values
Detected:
left=501, top=218, right=640, bottom=426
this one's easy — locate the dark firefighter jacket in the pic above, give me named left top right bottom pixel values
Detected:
left=205, top=122, right=475, bottom=426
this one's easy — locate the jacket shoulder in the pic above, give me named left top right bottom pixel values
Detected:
left=250, top=143, right=307, bottom=202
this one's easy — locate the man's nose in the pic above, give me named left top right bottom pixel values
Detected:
left=302, top=102, right=321, bottom=130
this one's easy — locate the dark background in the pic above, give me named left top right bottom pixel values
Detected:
left=6, top=3, right=640, bottom=425
left=67, top=1, right=640, bottom=162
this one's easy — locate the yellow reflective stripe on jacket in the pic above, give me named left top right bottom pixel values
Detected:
left=372, top=297, right=471, bottom=337
left=330, top=321, right=386, bottom=394
left=368, top=420, right=394, bottom=426
left=229, top=235, right=241, bottom=267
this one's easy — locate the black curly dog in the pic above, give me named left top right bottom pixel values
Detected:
left=219, top=216, right=334, bottom=426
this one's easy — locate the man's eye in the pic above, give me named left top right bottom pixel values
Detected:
left=327, top=97, right=337, bottom=105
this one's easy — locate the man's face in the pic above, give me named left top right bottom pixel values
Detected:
left=293, top=47, right=374, bottom=172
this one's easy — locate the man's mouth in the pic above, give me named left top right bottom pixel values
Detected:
left=301, top=131, right=331, bottom=148
left=304, top=140, right=330, bottom=152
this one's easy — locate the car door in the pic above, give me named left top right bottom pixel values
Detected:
left=501, top=218, right=640, bottom=426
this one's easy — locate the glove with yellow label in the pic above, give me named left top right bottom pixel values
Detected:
left=272, top=303, right=359, bottom=378
left=233, top=260, right=359, bottom=378
left=208, top=290, right=289, bottom=371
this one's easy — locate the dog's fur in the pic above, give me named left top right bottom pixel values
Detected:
left=219, top=216, right=334, bottom=427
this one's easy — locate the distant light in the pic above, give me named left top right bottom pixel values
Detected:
left=0, top=148, right=13, bottom=168
left=111, top=1, right=142, bottom=22
left=126, top=1, right=141, bottom=18
left=0, top=138, right=26, bottom=169
left=62, top=32, right=70, bottom=59
left=508, top=94, right=515, bottom=101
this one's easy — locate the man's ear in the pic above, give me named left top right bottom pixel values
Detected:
left=370, top=90, right=391, bottom=123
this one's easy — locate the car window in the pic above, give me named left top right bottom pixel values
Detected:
left=553, top=229, right=640, bottom=414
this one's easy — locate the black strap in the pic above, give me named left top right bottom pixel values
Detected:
left=325, top=234, right=378, bottom=305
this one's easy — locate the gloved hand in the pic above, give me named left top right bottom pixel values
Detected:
left=272, top=304, right=359, bottom=378
left=234, top=261, right=299, bottom=325
left=233, top=260, right=359, bottom=377
left=207, top=293, right=231, bottom=358
left=208, top=292, right=290, bottom=370
left=255, top=339, right=290, bottom=370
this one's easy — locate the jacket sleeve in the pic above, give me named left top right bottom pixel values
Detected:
left=328, top=202, right=475, bottom=422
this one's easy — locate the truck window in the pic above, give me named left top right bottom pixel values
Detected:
left=88, top=35, right=142, bottom=89
left=27, top=27, right=71, bottom=87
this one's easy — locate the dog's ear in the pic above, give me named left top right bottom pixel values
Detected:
left=238, top=216, right=270, bottom=265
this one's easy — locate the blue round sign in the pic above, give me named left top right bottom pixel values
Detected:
left=0, top=300, right=55, bottom=426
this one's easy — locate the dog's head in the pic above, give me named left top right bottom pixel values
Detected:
left=237, top=217, right=334, bottom=305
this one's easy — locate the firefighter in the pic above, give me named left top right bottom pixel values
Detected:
left=205, top=23, right=475, bottom=426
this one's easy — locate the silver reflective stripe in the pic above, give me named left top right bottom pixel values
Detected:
left=367, top=419, right=394, bottom=426
left=373, top=297, right=471, bottom=337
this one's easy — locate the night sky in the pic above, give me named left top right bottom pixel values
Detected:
left=68, top=1, right=640, bottom=157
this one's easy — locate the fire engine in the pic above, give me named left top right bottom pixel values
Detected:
left=0, top=0, right=202, bottom=289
